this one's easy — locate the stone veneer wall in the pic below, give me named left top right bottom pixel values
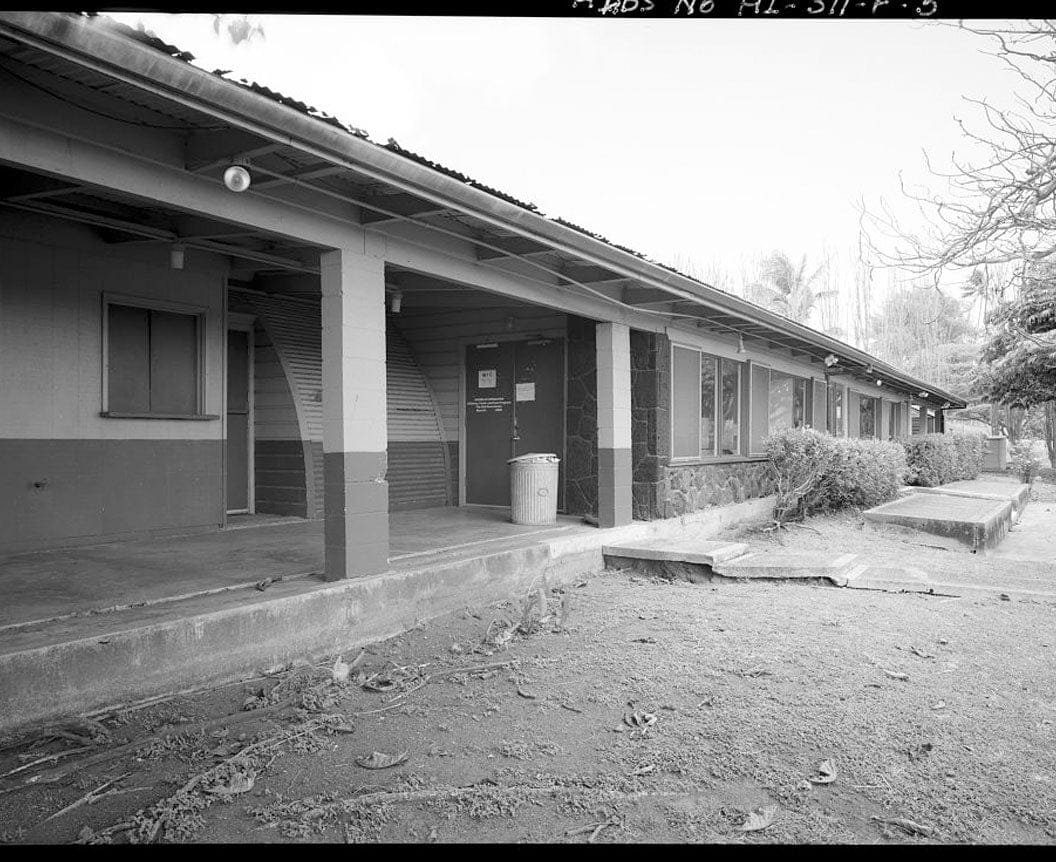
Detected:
left=631, top=330, right=671, bottom=520
left=659, top=461, right=776, bottom=519
left=565, top=316, right=598, bottom=517
left=631, top=329, right=777, bottom=520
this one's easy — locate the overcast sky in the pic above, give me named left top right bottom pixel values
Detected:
left=110, top=14, right=1012, bottom=296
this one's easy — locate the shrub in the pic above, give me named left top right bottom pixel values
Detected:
left=764, top=428, right=906, bottom=521
left=902, top=433, right=986, bottom=487
left=1009, top=440, right=1043, bottom=484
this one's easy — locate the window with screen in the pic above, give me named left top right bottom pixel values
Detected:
left=671, top=344, right=744, bottom=459
left=106, top=301, right=202, bottom=416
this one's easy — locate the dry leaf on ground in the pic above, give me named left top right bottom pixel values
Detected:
left=739, top=804, right=778, bottom=832
left=205, top=771, right=255, bottom=796
left=809, top=759, right=837, bottom=784
left=871, top=815, right=932, bottom=837
left=355, top=750, right=409, bottom=770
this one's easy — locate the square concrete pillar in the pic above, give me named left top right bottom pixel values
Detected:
left=596, top=322, right=632, bottom=528
left=320, top=247, right=388, bottom=580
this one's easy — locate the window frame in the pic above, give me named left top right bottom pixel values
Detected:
left=100, top=293, right=214, bottom=420
left=669, top=342, right=747, bottom=464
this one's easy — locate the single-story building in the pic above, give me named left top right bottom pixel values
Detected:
left=0, top=13, right=966, bottom=727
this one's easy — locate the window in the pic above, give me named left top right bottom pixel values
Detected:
left=749, top=364, right=769, bottom=454
left=720, top=361, right=740, bottom=455
left=926, top=408, right=937, bottom=433
left=671, top=344, right=743, bottom=459
left=768, top=370, right=811, bottom=433
left=859, top=395, right=878, bottom=439
left=105, top=299, right=204, bottom=417
left=888, top=402, right=900, bottom=439
left=827, top=384, right=844, bottom=436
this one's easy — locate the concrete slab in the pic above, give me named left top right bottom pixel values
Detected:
left=0, top=507, right=588, bottom=629
left=910, top=480, right=1031, bottom=516
left=601, top=538, right=749, bottom=567
left=863, top=493, right=1013, bottom=551
left=712, top=552, right=858, bottom=585
left=0, top=497, right=777, bottom=734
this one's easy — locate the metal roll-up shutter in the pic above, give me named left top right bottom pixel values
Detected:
left=386, top=324, right=450, bottom=510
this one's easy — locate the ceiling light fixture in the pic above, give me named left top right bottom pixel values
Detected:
left=169, top=243, right=185, bottom=270
left=390, top=291, right=402, bottom=314
left=223, top=164, right=252, bottom=193
left=736, top=334, right=746, bottom=355
left=824, top=354, right=839, bottom=367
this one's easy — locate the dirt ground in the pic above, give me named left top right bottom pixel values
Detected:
left=1, top=487, right=1054, bottom=845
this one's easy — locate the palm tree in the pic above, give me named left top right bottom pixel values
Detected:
left=745, top=251, right=833, bottom=324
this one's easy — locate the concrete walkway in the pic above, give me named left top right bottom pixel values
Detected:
left=0, top=507, right=589, bottom=629
left=989, top=493, right=1056, bottom=563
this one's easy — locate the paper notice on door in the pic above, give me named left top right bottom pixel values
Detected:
left=478, top=369, right=496, bottom=389
left=515, top=382, right=535, bottom=402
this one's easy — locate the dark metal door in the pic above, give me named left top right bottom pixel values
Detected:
left=465, top=342, right=515, bottom=505
left=512, top=338, right=565, bottom=510
left=226, top=329, right=250, bottom=513
left=464, top=339, right=564, bottom=507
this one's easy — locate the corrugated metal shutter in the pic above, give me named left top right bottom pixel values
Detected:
left=230, top=290, right=324, bottom=516
left=386, top=324, right=450, bottom=510
left=228, top=290, right=449, bottom=513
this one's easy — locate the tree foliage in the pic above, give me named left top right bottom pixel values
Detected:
left=745, top=251, right=834, bottom=324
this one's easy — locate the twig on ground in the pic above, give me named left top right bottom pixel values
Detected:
left=11, top=695, right=303, bottom=787
left=0, top=746, right=94, bottom=780
left=42, top=772, right=131, bottom=823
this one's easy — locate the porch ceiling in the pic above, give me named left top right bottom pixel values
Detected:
left=0, top=13, right=967, bottom=409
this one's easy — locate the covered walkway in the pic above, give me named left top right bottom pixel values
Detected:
left=0, top=507, right=590, bottom=630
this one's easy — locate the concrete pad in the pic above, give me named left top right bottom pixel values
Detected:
left=911, top=481, right=1031, bottom=516
left=601, top=538, right=750, bottom=567
left=863, top=494, right=1013, bottom=551
left=712, top=552, right=858, bottom=585
left=0, top=498, right=777, bottom=734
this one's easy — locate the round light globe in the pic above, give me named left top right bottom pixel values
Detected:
left=223, top=165, right=251, bottom=193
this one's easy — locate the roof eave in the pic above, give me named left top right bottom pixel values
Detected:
left=0, top=12, right=968, bottom=410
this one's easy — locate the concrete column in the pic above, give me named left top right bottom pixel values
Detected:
left=596, top=322, right=632, bottom=528
left=320, top=247, right=388, bottom=580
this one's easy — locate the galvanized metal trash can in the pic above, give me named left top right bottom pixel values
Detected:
left=508, top=453, right=560, bottom=526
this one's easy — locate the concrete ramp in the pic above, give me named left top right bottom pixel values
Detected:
left=863, top=493, right=1013, bottom=551
left=603, top=538, right=749, bottom=567
left=713, top=552, right=859, bottom=585
left=604, top=536, right=861, bottom=586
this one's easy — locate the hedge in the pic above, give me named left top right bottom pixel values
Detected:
left=764, top=428, right=907, bottom=521
left=902, top=433, right=986, bottom=487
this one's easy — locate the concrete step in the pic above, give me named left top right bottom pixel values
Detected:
left=712, top=552, right=860, bottom=585
left=602, top=538, right=750, bottom=567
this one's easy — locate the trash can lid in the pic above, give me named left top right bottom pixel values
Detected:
left=507, top=452, right=560, bottom=464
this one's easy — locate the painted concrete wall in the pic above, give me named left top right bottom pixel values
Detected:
left=0, top=211, right=227, bottom=551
